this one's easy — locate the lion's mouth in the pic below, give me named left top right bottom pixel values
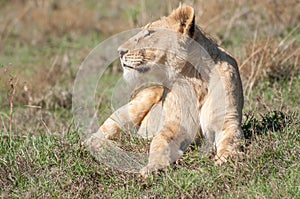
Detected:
left=122, top=63, right=135, bottom=69
left=122, top=62, right=150, bottom=73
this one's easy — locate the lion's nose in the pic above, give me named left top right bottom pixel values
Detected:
left=118, top=49, right=128, bottom=58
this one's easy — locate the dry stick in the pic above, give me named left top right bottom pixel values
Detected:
left=40, top=118, right=50, bottom=135
left=9, top=77, right=18, bottom=147
left=245, top=30, right=258, bottom=95
left=239, top=47, right=263, bottom=70
left=24, top=104, right=42, bottom=109
left=276, top=24, right=300, bottom=51
left=248, top=38, right=269, bottom=96
left=46, top=55, right=59, bottom=80
left=281, top=42, right=300, bottom=65
left=287, top=54, right=298, bottom=94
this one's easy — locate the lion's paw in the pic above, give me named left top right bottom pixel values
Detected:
left=140, top=159, right=170, bottom=178
left=84, top=131, right=112, bottom=153
left=214, top=150, right=244, bottom=165
left=214, top=155, right=228, bottom=165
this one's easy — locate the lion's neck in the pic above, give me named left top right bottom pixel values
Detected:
left=194, top=27, right=219, bottom=60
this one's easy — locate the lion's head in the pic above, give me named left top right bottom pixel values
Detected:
left=118, top=5, right=199, bottom=82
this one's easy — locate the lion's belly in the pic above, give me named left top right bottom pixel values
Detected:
left=200, top=96, right=226, bottom=143
left=199, top=70, right=226, bottom=144
left=199, top=62, right=243, bottom=145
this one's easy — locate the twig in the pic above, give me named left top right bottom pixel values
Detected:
left=41, top=119, right=50, bottom=135
left=277, top=24, right=300, bottom=51
left=257, top=96, right=271, bottom=112
left=8, top=76, right=18, bottom=147
left=239, top=47, right=263, bottom=70
left=24, top=105, right=42, bottom=109
left=66, top=118, right=74, bottom=135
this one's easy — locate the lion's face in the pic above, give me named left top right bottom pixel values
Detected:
left=118, top=6, right=196, bottom=82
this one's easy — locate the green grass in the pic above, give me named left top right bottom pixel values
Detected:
left=1, top=111, right=299, bottom=198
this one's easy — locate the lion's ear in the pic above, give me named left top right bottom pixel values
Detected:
left=169, top=5, right=195, bottom=37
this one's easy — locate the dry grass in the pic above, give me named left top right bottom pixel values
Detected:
left=241, top=36, right=300, bottom=95
left=1, top=1, right=103, bottom=45
left=1, top=0, right=299, bottom=104
left=0, top=0, right=298, bottom=140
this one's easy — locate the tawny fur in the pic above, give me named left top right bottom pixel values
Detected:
left=87, top=5, right=244, bottom=177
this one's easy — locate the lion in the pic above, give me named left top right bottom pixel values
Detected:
left=87, top=5, right=244, bottom=177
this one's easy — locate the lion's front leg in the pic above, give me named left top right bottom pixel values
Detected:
left=86, top=86, right=164, bottom=146
left=140, top=90, right=197, bottom=178
left=140, top=123, right=184, bottom=177
left=140, top=119, right=195, bottom=178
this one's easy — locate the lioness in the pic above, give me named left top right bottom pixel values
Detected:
left=88, top=5, right=244, bottom=177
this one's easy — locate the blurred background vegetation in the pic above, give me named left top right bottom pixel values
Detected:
left=0, top=0, right=299, bottom=198
left=0, top=0, right=299, bottom=131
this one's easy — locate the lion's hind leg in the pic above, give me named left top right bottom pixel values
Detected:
left=214, top=124, right=243, bottom=165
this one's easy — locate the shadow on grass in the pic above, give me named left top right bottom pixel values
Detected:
left=242, top=110, right=295, bottom=140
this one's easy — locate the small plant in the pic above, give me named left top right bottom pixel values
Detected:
left=242, top=110, right=293, bottom=139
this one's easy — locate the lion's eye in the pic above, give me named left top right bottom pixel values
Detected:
left=144, top=30, right=151, bottom=37
left=144, top=30, right=155, bottom=37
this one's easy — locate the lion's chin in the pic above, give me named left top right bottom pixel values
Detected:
left=122, top=68, right=140, bottom=83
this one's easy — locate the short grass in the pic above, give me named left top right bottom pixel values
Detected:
left=0, top=0, right=300, bottom=198
left=1, top=110, right=299, bottom=198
